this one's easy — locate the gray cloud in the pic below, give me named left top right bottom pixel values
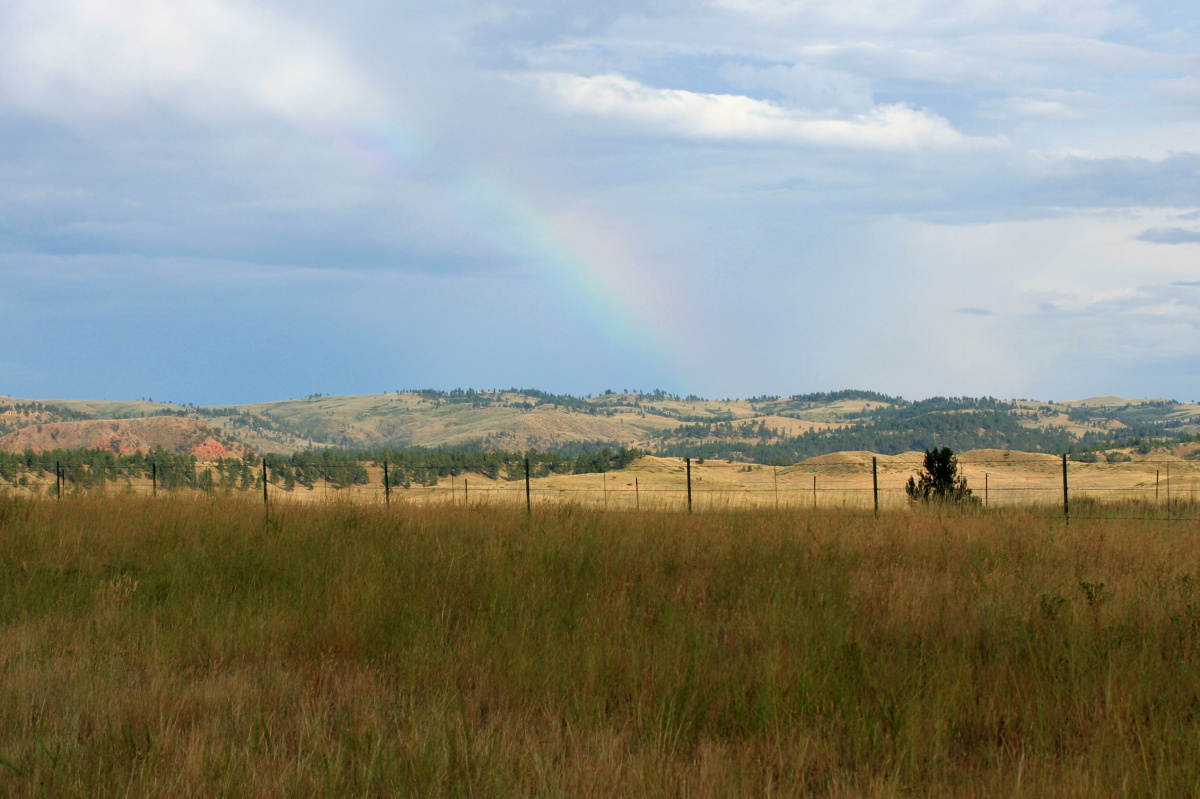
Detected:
left=958, top=306, right=993, bottom=315
left=1136, top=227, right=1200, bottom=245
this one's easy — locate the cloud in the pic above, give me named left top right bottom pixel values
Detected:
left=793, top=35, right=1176, bottom=98
left=976, top=96, right=1084, bottom=121
left=1135, top=227, right=1200, bottom=245
left=719, top=61, right=875, bottom=115
left=1008, top=280, right=1200, bottom=395
left=1036, top=281, right=1200, bottom=331
left=0, top=0, right=382, bottom=125
left=707, top=0, right=1135, bottom=36
left=730, top=151, right=1200, bottom=227
left=957, top=306, right=993, bottom=315
left=537, top=72, right=994, bottom=149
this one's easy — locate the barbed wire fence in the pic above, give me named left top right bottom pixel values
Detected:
left=6, top=454, right=1200, bottom=522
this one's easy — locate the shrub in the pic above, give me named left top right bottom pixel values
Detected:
left=905, top=447, right=978, bottom=504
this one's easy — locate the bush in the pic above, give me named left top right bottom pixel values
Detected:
left=906, top=447, right=978, bottom=504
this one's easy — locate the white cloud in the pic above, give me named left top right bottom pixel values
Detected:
left=707, top=0, right=1135, bottom=37
left=537, top=72, right=993, bottom=149
left=0, top=0, right=382, bottom=125
left=977, top=96, right=1085, bottom=120
left=790, top=34, right=1177, bottom=94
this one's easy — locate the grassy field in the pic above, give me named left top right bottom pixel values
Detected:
left=7, top=452, right=1200, bottom=512
left=3, top=497, right=1200, bottom=796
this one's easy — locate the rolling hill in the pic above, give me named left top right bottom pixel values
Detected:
left=0, top=414, right=252, bottom=459
left=3, top=389, right=1199, bottom=461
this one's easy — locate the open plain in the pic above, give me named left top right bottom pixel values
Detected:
left=5, top=452, right=1200, bottom=514
left=3, top=497, right=1200, bottom=796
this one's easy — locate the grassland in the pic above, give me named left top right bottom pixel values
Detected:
left=3, top=496, right=1200, bottom=796
left=7, top=452, right=1200, bottom=513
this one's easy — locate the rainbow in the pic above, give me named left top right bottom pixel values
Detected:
left=316, top=120, right=690, bottom=384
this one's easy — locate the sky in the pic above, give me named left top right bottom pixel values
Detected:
left=3, top=0, right=1200, bottom=404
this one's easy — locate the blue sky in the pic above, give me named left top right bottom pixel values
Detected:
left=3, top=0, right=1200, bottom=404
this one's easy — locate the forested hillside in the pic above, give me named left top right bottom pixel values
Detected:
left=3, top=390, right=1199, bottom=461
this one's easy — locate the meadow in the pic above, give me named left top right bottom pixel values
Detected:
left=9, top=451, right=1200, bottom=512
left=2, top=496, right=1200, bottom=796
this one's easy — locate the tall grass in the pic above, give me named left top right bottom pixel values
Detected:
left=2, top=495, right=1200, bottom=796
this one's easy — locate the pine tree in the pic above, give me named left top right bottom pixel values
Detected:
left=905, top=447, right=977, bottom=503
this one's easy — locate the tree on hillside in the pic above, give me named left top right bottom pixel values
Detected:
left=905, top=447, right=977, bottom=503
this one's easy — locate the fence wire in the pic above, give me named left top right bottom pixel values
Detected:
left=5, top=455, right=1200, bottom=522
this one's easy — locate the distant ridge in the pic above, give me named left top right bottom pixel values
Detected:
left=0, top=416, right=252, bottom=459
left=2, top=390, right=1198, bottom=460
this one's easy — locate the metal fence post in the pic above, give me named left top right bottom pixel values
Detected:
left=525, top=457, right=531, bottom=514
left=262, top=460, right=268, bottom=506
left=601, top=462, right=607, bottom=510
left=384, top=461, right=390, bottom=505
left=685, top=457, right=693, bottom=514
left=872, top=456, right=879, bottom=517
left=1062, top=454, right=1069, bottom=520
left=152, top=462, right=157, bottom=497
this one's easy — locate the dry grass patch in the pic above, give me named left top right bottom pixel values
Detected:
left=2, top=497, right=1200, bottom=795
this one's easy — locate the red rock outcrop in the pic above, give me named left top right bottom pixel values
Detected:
left=0, top=416, right=253, bottom=459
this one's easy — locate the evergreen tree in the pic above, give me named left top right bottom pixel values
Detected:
left=906, top=447, right=977, bottom=504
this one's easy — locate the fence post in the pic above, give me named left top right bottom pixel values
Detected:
left=1167, top=462, right=1171, bottom=513
left=384, top=461, right=390, bottom=505
left=1061, top=454, right=1069, bottom=520
left=984, top=472, right=988, bottom=507
left=685, top=457, right=693, bottom=514
left=813, top=474, right=817, bottom=508
left=525, top=457, right=531, bottom=514
left=465, top=478, right=468, bottom=504
left=601, top=463, right=607, bottom=510
left=1156, top=469, right=1160, bottom=502
left=152, top=462, right=157, bottom=498
left=872, top=457, right=879, bottom=518
left=262, top=460, right=268, bottom=506
left=55, top=461, right=61, bottom=499
left=635, top=477, right=640, bottom=511
left=773, top=465, right=779, bottom=510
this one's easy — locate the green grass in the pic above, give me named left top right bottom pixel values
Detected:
left=2, top=495, right=1200, bottom=796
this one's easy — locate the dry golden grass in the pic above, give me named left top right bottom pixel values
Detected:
left=3, top=496, right=1200, bottom=795
left=7, top=452, right=1200, bottom=513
